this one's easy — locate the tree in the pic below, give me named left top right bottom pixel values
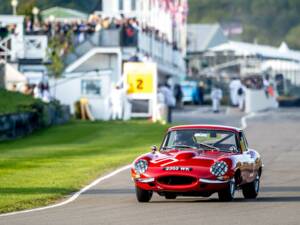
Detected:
left=47, top=36, right=64, bottom=79
left=285, top=25, right=300, bottom=50
left=47, top=31, right=74, bottom=97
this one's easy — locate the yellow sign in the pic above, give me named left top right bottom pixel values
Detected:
left=124, top=63, right=156, bottom=94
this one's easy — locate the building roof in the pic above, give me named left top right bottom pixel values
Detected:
left=187, top=24, right=228, bottom=53
left=41, top=7, right=88, bottom=21
left=210, top=41, right=300, bottom=62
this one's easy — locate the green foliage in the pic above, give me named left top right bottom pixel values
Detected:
left=47, top=31, right=73, bottom=78
left=285, top=25, right=300, bottom=50
left=17, top=0, right=35, bottom=17
left=0, top=89, right=41, bottom=115
left=189, top=0, right=300, bottom=48
left=0, top=120, right=168, bottom=213
left=47, top=37, right=65, bottom=79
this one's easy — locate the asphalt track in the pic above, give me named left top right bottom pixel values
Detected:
left=1, top=107, right=300, bottom=225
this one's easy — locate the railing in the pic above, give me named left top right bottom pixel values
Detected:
left=0, top=36, right=13, bottom=61
left=137, top=31, right=185, bottom=72
left=66, top=29, right=186, bottom=73
left=23, top=35, right=48, bottom=60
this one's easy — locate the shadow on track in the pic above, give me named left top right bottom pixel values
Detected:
left=82, top=186, right=300, bottom=204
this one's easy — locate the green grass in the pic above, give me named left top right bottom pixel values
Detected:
left=0, top=89, right=41, bottom=115
left=0, top=120, right=168, bottom=213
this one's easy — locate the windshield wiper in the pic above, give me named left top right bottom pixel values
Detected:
left=198, top=143, right=220, bottom=151
left=163, top=145, right=197, bottom=150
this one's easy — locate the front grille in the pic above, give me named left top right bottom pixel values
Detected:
left=157, top=176, right=197, bottom=186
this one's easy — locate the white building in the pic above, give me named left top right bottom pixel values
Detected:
left=0, top=15, right=49, bottom=88
left=0, top=1, right=188, bottom=120
left=56, top=0, right=188, bottom=120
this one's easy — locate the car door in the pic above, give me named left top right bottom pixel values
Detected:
left=239, top=132, right=256, bottom=183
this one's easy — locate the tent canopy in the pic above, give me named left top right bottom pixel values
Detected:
left=210, top=41, right=300, bottom=63
left=41, top=7, right=88, bottom=21
left=261, top=60, right=300, bottom=71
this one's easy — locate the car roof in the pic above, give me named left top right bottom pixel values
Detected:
left=168, top=125, right=242, bottom=133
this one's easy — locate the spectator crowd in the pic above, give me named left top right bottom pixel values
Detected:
left=23, top=13, right=180, bottom=50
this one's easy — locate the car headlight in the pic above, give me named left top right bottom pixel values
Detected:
left=134, top=159, right=148, bottom=174
left=210, top=161, right=228, bottom=176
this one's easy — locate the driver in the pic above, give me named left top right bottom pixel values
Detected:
left=174, top=131, right=196, bottom=147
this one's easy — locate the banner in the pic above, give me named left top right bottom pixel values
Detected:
left=123, top=62, right=158, bottom=118
left=124, top=62, right=157, bottom=95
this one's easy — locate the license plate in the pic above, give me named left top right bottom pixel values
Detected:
left=163, top=167, right=192, bottom=171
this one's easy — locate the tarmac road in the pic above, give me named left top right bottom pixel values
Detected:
left=1, top=108, right=300, bottom=225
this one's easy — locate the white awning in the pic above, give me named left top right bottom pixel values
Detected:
left=261, top=60, right=300, bottom=71
left=5, top=63, right=27, bottom=83
left=210, top=41, right=300, bottom=62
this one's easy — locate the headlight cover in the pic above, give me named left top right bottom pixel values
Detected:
left=134, top=159, right=148, bottom=174
left=210, top=161, right=228, bottom=176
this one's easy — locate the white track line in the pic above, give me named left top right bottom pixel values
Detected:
left=0, top=165, right=131, bottom=217
left=1, top=112, right=257, bottom=218
left=240, top=112, right=256, bottom=130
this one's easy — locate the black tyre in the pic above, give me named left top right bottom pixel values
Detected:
left=218, top=178, right=236, bottom=201
left=165, top=193, right=177, bottom=199
left=135, top=186, right=153, bottom=202
left=242, top=174, right=260, bottom=199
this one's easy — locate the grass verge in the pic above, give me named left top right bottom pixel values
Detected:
left=0, top=120, right=168, bottom=213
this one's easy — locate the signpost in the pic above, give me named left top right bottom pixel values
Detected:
left=124, top=62, right=157, bottom=120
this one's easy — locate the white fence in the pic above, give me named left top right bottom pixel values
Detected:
left=245, top=89, right=278, bottom=113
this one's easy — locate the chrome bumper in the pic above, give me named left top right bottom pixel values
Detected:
left=199, top=178, right=229, bottom=184
left=135, top=177, right=155, bottom=183
left=135, top=177, right=228, bottom=184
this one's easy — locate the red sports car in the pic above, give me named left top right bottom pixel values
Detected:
left=131, top=125, right=263, bottom=202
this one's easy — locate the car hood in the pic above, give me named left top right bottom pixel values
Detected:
left=149, top=149, right=233, bottom=168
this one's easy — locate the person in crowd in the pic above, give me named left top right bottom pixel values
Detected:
left=42, top=82, right=51, bottom=103
left=24, top=16, right=33, bottom=34
left=229, top=77, right=242, bottom=107
left=159, top=83, right=176, bottom=123
left=263, top=74, right=271, bottom=98
left=23, top=84, right=30, bottom=95
left=197, top=81, right=205, bottom=105
left=33, top=82, right=43, bottom=99
left=101, top=17, right=111, bottom=29
left=156, top=88, right=167, bottom=124
left=210, top=84, right=223, bottom=113
left=237, top=82, right=246, bottom=111
left=110, top=84, right=125, bottom=120
left=174, top=83, right=183, bottom=109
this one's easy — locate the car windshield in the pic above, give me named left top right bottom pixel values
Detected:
left=162, top=129, right=238, bottom=153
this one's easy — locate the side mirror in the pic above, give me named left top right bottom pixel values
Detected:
left=151, top=145, right=158, bottom=153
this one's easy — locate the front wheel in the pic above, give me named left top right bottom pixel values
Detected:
left=135, top=186, right=153, bottom=202
left=218, top=178, right=236, bottom=201
left=242, top=174, right=260, bottom=199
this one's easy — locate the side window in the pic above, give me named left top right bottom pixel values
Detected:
left=239, top=132, right=248, bottom=152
